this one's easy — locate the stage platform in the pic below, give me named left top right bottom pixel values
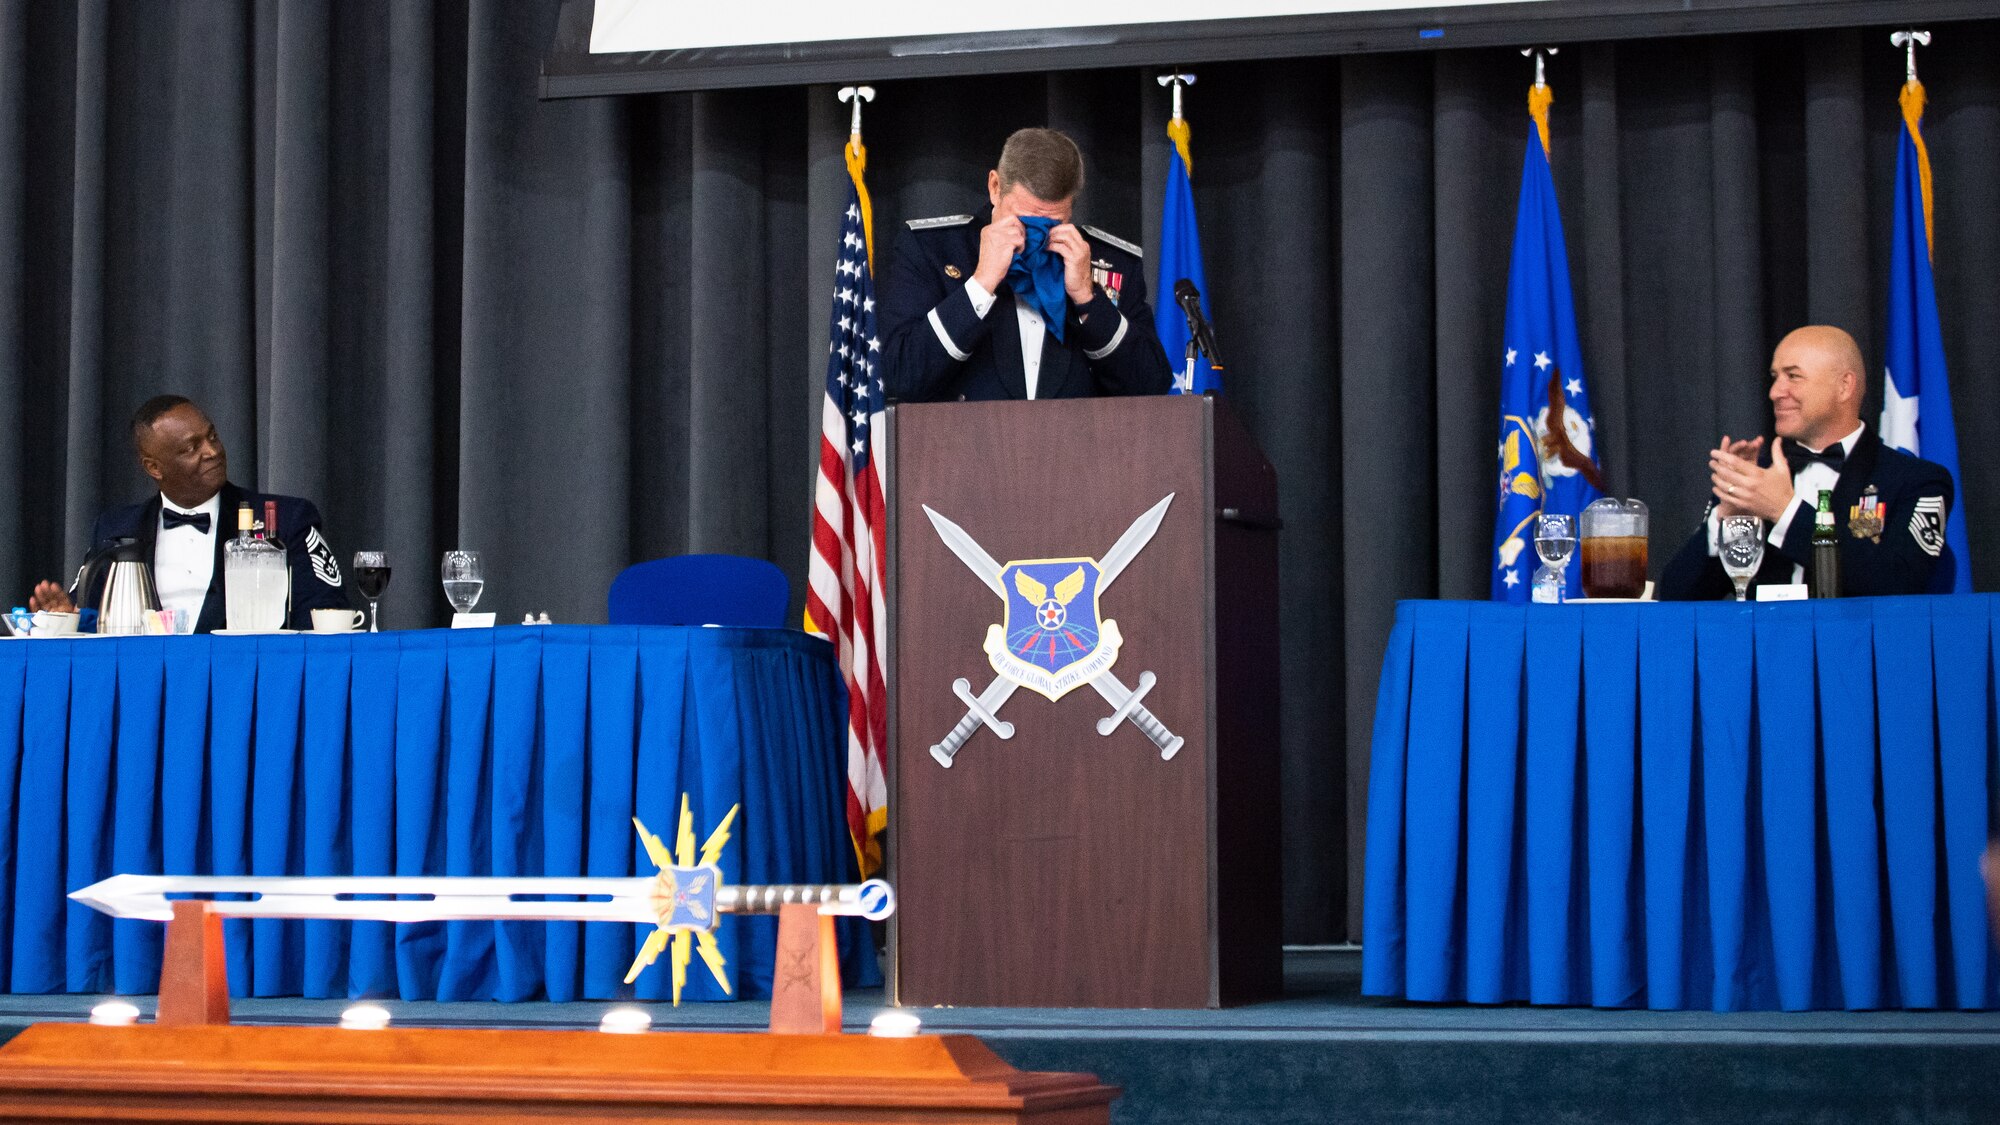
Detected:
left=0, top=950, right=1993, bottom=1124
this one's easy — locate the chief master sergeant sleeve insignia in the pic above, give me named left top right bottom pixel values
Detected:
left=307, top=526, right=343, bottom=586
left=1909, top=496, right=1945, bottom=557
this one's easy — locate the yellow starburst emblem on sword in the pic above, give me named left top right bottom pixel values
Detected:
left=625, top=794, right=740, bottom=1004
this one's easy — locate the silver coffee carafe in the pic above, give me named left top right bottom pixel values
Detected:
left=76, top=539, right=162, bottom=635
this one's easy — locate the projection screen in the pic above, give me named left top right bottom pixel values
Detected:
left=541, top=0, right=1993, bottom=97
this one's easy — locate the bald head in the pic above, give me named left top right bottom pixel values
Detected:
left=1769, top=325, right=1865, bottom=449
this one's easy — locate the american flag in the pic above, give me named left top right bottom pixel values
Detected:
left=806, top=145, right=888, bottom=877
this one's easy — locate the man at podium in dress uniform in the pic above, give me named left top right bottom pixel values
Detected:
left=879, top=127, right=1172, bottom=402
left=1658, top=325, right=1953, bottom=599
left=26, top=395, right=356, bottom=632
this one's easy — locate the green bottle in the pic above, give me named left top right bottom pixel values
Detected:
left=1810, top=489, right=1840, bottom=599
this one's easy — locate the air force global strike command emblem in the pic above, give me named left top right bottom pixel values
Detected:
left=922, top=495, right=1184, bottom=768
left=993, top=559, right=1117, bottom=701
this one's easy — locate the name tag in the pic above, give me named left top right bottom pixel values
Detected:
left=1755, top=584, right=1808, bottom=602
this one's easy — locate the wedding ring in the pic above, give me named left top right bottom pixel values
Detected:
left=1727, top=485, right=1736, bottom=495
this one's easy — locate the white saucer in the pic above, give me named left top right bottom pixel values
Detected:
left=210, top=628, right=300, bottom=635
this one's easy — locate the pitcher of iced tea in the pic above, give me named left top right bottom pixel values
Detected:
left=1579, top=498, right=1648, bottom=599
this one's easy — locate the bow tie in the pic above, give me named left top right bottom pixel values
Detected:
left=1783, top=441, right=1846, bottom=476
left=161, top=508, right=211, bottom=534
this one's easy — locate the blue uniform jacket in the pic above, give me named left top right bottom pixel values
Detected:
left=1658, top=427, right=1954, bottom=599
left=878, top=214, right=1173, bottom=402
left=83, top=481, right=355, bottom=632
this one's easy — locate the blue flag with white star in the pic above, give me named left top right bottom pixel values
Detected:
left=1492, top=93, right=1602, bottom=601
left=1880, top=80, right=1971, bottom=593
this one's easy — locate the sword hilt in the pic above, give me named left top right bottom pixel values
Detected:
left=953, top=677, right=1014, bottom=738
left=930, top=711, right=980, bottom=768
left=1127, top=703, right=1185, bottom=761
left=718, top=880, right=895, bottom=921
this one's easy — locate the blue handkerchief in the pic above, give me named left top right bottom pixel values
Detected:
left=1006, top=215, right=1067, bottom=342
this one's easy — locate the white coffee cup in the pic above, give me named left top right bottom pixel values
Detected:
left=311, top=608, right=367, bottom=634
left=32, top=610, right=78, bottom=636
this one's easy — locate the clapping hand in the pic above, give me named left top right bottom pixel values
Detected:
left=1709, top=434, right=1794, bottom=523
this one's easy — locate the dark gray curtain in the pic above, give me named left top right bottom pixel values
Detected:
left=3, top=3, right=1998, bottom=943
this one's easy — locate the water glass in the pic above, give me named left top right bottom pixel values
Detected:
left=1718, top=515, right=1764, bottom=602
left=1534, top=513, right=1576, bottom=601
left=440, top=550, right=484, bottom=614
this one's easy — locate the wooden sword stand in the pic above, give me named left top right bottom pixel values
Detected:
left=0, top=900, right=1115, bottom=1123
left=156, top=899, right=847, bottom=1034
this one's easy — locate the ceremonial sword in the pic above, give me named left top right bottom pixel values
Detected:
left=67, top=873, right=894, bottom=926
left=69, top=801, right=896, bottom=1004
left=922, top=494, right=1183, bottom=764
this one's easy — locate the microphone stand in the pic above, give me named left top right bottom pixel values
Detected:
left=1173, top=278, right=1222, bottom=394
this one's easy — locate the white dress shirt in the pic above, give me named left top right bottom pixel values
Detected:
left=1707, top=423, right=1865, bottom=583
left=154, top=493, right=222, bottom=633
left=964, top=277, right=1048, bottom=399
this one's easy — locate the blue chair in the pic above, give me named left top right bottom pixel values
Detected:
left=607, top=554, right=790, bottom=627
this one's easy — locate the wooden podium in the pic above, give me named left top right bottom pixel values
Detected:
left=888, top=395, right=1281, bottom=1009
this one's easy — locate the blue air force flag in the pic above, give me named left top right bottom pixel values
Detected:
left=1492, top=90, right=1603, bottom=601
left=1155, top=119, right=1220, bottom=395
left=1880, top=80, right=1971, bottom=593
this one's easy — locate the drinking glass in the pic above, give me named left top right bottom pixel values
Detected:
left=353, top=551, right=391, bottom=632
left=1534, top=513, right=1577, bottom=602
left=1718, top=515, right=1764, bottom=602
left=440, top=550, right=484, bottom=614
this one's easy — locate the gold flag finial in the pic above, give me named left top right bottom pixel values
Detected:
left=1157, top=73, right=1197, bottom=174
left=1521, top=48, right=1559, bottom=157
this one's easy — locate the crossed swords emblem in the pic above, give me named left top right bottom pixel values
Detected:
left=923, top=494, right=1184, bottom=767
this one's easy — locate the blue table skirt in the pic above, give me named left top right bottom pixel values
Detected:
left=0, top=625, right=878, bottom=1001
left=1362, top=596, right=1997, bottom=1011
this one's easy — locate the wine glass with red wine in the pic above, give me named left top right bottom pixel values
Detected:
left=353, top=552, right=391, bottom=632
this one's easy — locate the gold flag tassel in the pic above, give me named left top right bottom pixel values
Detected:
left=1524, top=46, right=1557, bottom=158
left=1900, top=79, right=1934, bottom=258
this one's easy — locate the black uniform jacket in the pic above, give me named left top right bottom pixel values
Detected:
left=82, top=481, right=355, bottom=632
left=1658, top=427, right=1954, bottom=600
left=878, top=213, right=1173, bottom=403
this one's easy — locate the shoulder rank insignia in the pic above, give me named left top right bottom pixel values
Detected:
left=1080, top=224, right=1142, bottom=257
left=1848, top=484, right=1883, bottom=542
left=1090, top=259, right=1124, bottom=305
left=906, top=214, right=974, bottom=230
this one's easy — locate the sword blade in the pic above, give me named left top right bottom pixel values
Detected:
left=69, top=874, right=660, bottom=924
left=70, top=873, right=899, bottom=927
left=922, top=505, right=1006, bottom=599
left=1096, top=493, right=1175, bottom=594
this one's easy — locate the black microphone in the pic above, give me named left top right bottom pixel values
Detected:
left=1173, top=278, right=1223, bottom=368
